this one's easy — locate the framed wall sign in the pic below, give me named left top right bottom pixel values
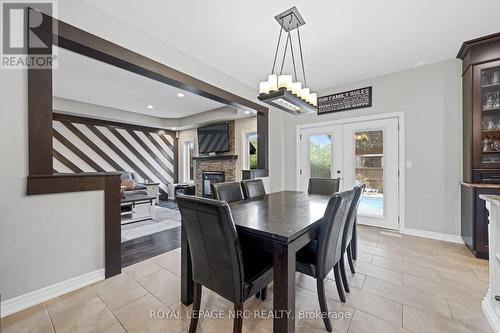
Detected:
left=318, top=86, right=372, bottom=114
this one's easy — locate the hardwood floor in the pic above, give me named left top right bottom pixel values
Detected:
left=2, top=225, right=492, bottom=333
left=121, top=227, right=180, bottom=267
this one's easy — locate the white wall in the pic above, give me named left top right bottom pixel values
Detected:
left=0, top=0, right=285, bottom=312
left=283, top=59, right=462, bottom=236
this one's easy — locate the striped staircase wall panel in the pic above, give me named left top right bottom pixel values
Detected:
left=52, top=113, right=178, bottom=197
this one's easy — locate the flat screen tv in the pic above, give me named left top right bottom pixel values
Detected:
left=197, top=122, right=230, bottom=154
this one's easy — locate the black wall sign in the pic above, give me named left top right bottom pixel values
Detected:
left=318, top=86, right=372, bottom=114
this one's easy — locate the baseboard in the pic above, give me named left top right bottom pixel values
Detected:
left=1, top=268, right=105, bottom=318
left=482, top=296, right=500, bottom=333
left=402, top=228, right=464, bottom=244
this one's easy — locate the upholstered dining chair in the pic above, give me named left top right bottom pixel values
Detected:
left=176, top=195, right=273, bottom=333
left=211, top=181, right=244, bottom=203
left=338, top=184, right=365, bottom=293
left=308, top=178, right=340, bottom=195
left=241, top=179, right=266, bottom=199
left=295, top=189, right=355, bottom=332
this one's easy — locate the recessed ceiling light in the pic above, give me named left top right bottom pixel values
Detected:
left=177, top=92, right=185, bottom=98
left=146, top=105, right=154, bottom=109
left=172, top=127, right=177, bottom=130
left=244, top=110, right=251, bottom=115
left=416, top=60, right=426, bottom=67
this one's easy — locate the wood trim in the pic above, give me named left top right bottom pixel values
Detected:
left=53, top=113, right=176, bottom=137
left=59, top=120, right=125, bottom=171
left=87, top=125, right=152, bottom=182
left=143, top=132, right=175, bottom=166
left=53, top=149, right=83, bottom=173
left=108, top=127, right=174, bottom=183
left=53, top=129, right=106, bottom=172
left=126, top=129, right=173, bottom=174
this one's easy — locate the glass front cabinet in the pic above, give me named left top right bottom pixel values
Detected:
left=459, top=34, right=500, bottom=183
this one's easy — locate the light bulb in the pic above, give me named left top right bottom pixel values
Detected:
left=259, top=81, right=270, bottom=94
left=310, top=93, right=317, bottom=106
left=278, top=75, right=293, bottom=90
left=301, top=88, right=310, bottom=100
left=268, top=74, right=278, bottom=92
left=291, top=82, right=302, bottom=95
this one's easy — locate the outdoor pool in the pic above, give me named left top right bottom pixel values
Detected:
left=359, top=195, right=384, bottom=217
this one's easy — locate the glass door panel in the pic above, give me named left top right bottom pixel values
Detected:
left=354, top=130, right=384, bottom=218
left=299, top=126, right=342, bottom=191
left=481, top=66, right=500, bottom=164
left=309, top=134, right=332, bottom=178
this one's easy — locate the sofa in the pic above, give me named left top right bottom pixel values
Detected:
left=120, top=172, right=148, bottom=197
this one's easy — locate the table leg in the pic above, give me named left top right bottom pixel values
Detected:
left=273, top=243, right=296, bottom=333
left=352, top=218, right=358, bottom=260
left=181, top=222, right=193, bottom=305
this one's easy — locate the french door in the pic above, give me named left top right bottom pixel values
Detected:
left=299, top=118, right=399, bottom=230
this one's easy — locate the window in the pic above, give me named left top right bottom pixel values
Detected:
left=184, top=141, right=194, bottom=182
left=243, top=132, right=258, bottom=170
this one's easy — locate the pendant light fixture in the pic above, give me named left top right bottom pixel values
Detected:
left=258, top=7, right=317, bottom=115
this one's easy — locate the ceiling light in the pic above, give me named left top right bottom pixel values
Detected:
left=258, top=7, right=317, bottom=115
left=244, top=110, right=251, bottom=115
left=146, top=105, right=154, bottom=109
left=177, top=92, right=185, bottom=98
left=172, top=127, right=177, bottom=130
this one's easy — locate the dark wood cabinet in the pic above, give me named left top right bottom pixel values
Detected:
left=461, top=184, right=498, bottom=259
left=458, top=33, right=500, bottom=182
left=459, top=33, right=500, bottom=258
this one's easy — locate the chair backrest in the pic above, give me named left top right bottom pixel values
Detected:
left=241, top=179, right=266, bottom=199
left=308, top=178, right=340, bottom=195
left=176, top=195, right=245, bottom=303
left=315, top=189, right=355, bottom=279
left=211, top=181, right=244, bottom=203
left=342, top=184, right=365, bottom=252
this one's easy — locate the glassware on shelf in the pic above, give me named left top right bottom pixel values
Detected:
left=494, top=71, right=500, bottom=84
left=495, top=91, right=500, bottom=109
left=485, top=92, right=495, bottom=110
left=484, top=137, right=492, bottom=152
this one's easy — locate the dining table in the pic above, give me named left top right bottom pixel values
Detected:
left=181, top=190, right=351, bottom=333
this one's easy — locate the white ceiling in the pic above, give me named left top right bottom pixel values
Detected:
left=86, top=0, right=500, bottom=92
left=53, top=47, right=226, bottom=118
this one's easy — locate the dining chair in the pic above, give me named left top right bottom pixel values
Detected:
left=295, top=189, right=355, bottom=332
left=241, top=179, right=266, bottom=199
left=308, top=178, right=340, bottom=195
left=176, top=195, right=273, bottom=333
left=338, top=184, right=365, bottom=293
left=211, top=181, right=244, bottom=203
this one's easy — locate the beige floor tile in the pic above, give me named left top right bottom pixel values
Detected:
left=354, top=261, right=403, bottom=285
left=358, top=244, right=403, bottom=261
left=363, top=276, right=452, bottom=319
left=49, top=296, right=124, bottom=333
left=403, top=305, right=477, bottom=333
left=353, top=252, right=373, bottom=264
left=152, top=251, right=181, bottom=277
left=474, top=269, right=490, bottom=282
left=348, top=310, right=411, bottom=333
left=327, top=269, right=367, bottom=289
left=447, top=298, right=493, bottom=333
left=1, top=303, right=54, bottom=333
left=325, top=282, right=403, bottom=326
left=138, top=269, right=181, bottom=307
left=113, top=294, right=188, bottom=333
left=95, top=273, right=149, bottom=311
left=403, top=273, right=484, bottom=302
left=46, top=285, right=98, bottom=319
left=372, top=255, right=441, bottom=282
left=124, top=259, right=163, bottom=281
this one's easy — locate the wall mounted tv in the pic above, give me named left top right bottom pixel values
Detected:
left=197, top=122, right=230, bottom=154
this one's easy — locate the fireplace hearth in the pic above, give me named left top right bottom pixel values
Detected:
left=202, top=171, right=225, bottom=198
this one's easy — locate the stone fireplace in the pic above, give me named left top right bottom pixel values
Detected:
left=193, top=155, right=237, bottom=196
left=201, top=171, right=225, bottom=197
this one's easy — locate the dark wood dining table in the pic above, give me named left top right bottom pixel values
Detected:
left=181, top=190, right=349, bottom=333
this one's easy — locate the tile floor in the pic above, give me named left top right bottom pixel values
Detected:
left=1, top=226, right=492, bottom=333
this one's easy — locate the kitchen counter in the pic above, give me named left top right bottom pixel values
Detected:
left=480, top=195, right=500, bottom=332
